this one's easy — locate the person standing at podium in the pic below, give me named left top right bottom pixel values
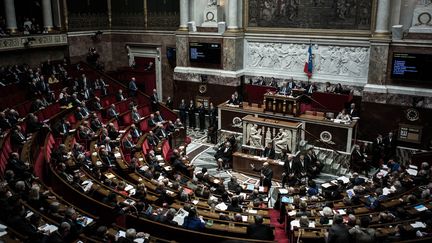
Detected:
left=250, top=162, right=273, bottom=189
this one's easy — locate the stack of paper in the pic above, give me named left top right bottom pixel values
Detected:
left=321, top=183, right=333, bottom=188
left=337, top=176, right=350, bottom=184
left=242, top=215, right=248, bottom=222
left=215, top=202, right=228, bottom=211
left=410, top=221, right=427, bottom=228
left=248, top=209, right=258, bottom=214
left=38, top=224, right=58, bottom=233
left=406, top=169, right=418, bottom=176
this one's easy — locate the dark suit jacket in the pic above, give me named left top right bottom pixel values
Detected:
left=247, top=223, right=274, bottom=241
left=263, top=147, right=275, bottom=159
left=327, top=223, right=350, bottom=243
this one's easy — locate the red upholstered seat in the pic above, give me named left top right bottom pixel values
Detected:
left=122, top=114, right=132, bottom=126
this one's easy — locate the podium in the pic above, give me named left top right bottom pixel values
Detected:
left=264, top=93, right=301, bottom=116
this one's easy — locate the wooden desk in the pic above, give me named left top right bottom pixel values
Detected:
left=233, top=152, right=283, bottom=181
left=219, top=102, right=358, bottom=153
left=264, top=93, right=301, bottom=116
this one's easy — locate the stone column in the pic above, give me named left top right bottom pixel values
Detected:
left=375, top=0, right=391, bottom=36
left=179, top=0, right=189, bottom=31
left=42, top=0, right=54, bottom=31
left=4, top=0, right=17, bottom=33
left=227, top=0, right=238, bottom=30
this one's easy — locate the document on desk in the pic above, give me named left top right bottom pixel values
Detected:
left=336, top=176, right=350, bottom=184
left=406, top=169, right=418, bottom=176
left=411, top=221, right=427, bottom=228
left=321, top=183, right=332, bottom=188
left=215, top=202, right=228, bottom=211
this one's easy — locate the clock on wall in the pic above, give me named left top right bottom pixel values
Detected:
left=406, top=108, right=420, bottom=122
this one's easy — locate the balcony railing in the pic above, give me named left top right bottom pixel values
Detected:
left=0, top=33, right=68, bottom=51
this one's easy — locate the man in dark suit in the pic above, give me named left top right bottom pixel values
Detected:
left=262, top=142, right=275, bottom=159
left=90, top=113, right=103, bottom=132
left=197, top=102, right=206, bottom=131
left=247, top=215, right=274, bottom=241
left=11, top=125, right=26, bottom=149
left=123, top=134, right=136, bottom=153
left=294, top=154, right=309, bottom=179
left=178, top=99, right=187, bottom=125
left=150, top=89, right=159, bottom=111
left=107, top=104, right=119, bottom=121
left=251, top=162, right=273, bottom=189
left=0, top=111, right=12, bottom=130
left=128, top=77, right=138, bottom=97
left=383, top=131, right=397, bottom=161
left=327, top=215, right=350, bottom=243
left=147, top=114, right=157, bottom=128
left=305, top=148, right=322, bottom=178
left=372, top=134, right=384, bottom=167
left=347, top=103, right=359, bottom=118
left=215, top=142, right=233, bottom=170
left=208, top=102, right=217, bottom=127
left=282, top=154, right=296, bottom=187
left=147, top=131, right=159, bottom=147
left=187, top=100, right=196, bottom=129
left=116, top=89, right=126, bottom=102
left=350, top=145, right=369, bottom=176
left=165, top=96, right=173, bottom=110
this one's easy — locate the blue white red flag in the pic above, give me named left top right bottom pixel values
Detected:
left=304, top=44, right=313, bottom=78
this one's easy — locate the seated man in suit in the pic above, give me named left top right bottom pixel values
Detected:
left=146, top=130, right=159, bottom=147
left=131, top=107, right=141, bottom=124
left=123, top=134, right=136, bottom=153
left=107, top=104, right=119, bottom=121
left=147, top=113, right=157, bottom=128
left=11, top=125, right=26, bottom=149
left=116, top=89, right=126, bottom=101
left=129, top=124, right=141, bottom=140
left=247, top=215, right=274, bottom=241
left=215, top=142, right=233, bottom=170
left=154, top=111, right=165, bottom=123
left=262, top=142, right=275, bottom=159
left=154, top=123, right=168, bottom=139
left=7, top=152, right=32, bottom=180
left=91, top=97, right=103, bottom=111
left=90, top=113, right=103, bottom=132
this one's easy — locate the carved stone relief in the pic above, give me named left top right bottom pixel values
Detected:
left=246, top=41, right=370, bottom=80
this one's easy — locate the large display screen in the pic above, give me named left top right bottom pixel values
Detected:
left=189, top=42, right=221, bottom=65
left=391, top=53, right=432, bottom=82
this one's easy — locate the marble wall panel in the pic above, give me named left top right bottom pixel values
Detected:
left=367, top=43, right=390, bottom=85
left=176, top=35, right=189, bottom=67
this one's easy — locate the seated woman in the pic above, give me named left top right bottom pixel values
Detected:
left=336, top=109, right=351, bottom=122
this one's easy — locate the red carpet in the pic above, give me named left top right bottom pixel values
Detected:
left=269, top=209, right=289, bottom=243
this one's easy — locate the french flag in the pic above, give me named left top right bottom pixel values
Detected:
left=304, top=44, right=313, bottom=79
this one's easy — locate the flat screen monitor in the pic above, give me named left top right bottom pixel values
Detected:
left=391, top=53, right=432, bottom=82
left=189, top=42, right=221, bottom=65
